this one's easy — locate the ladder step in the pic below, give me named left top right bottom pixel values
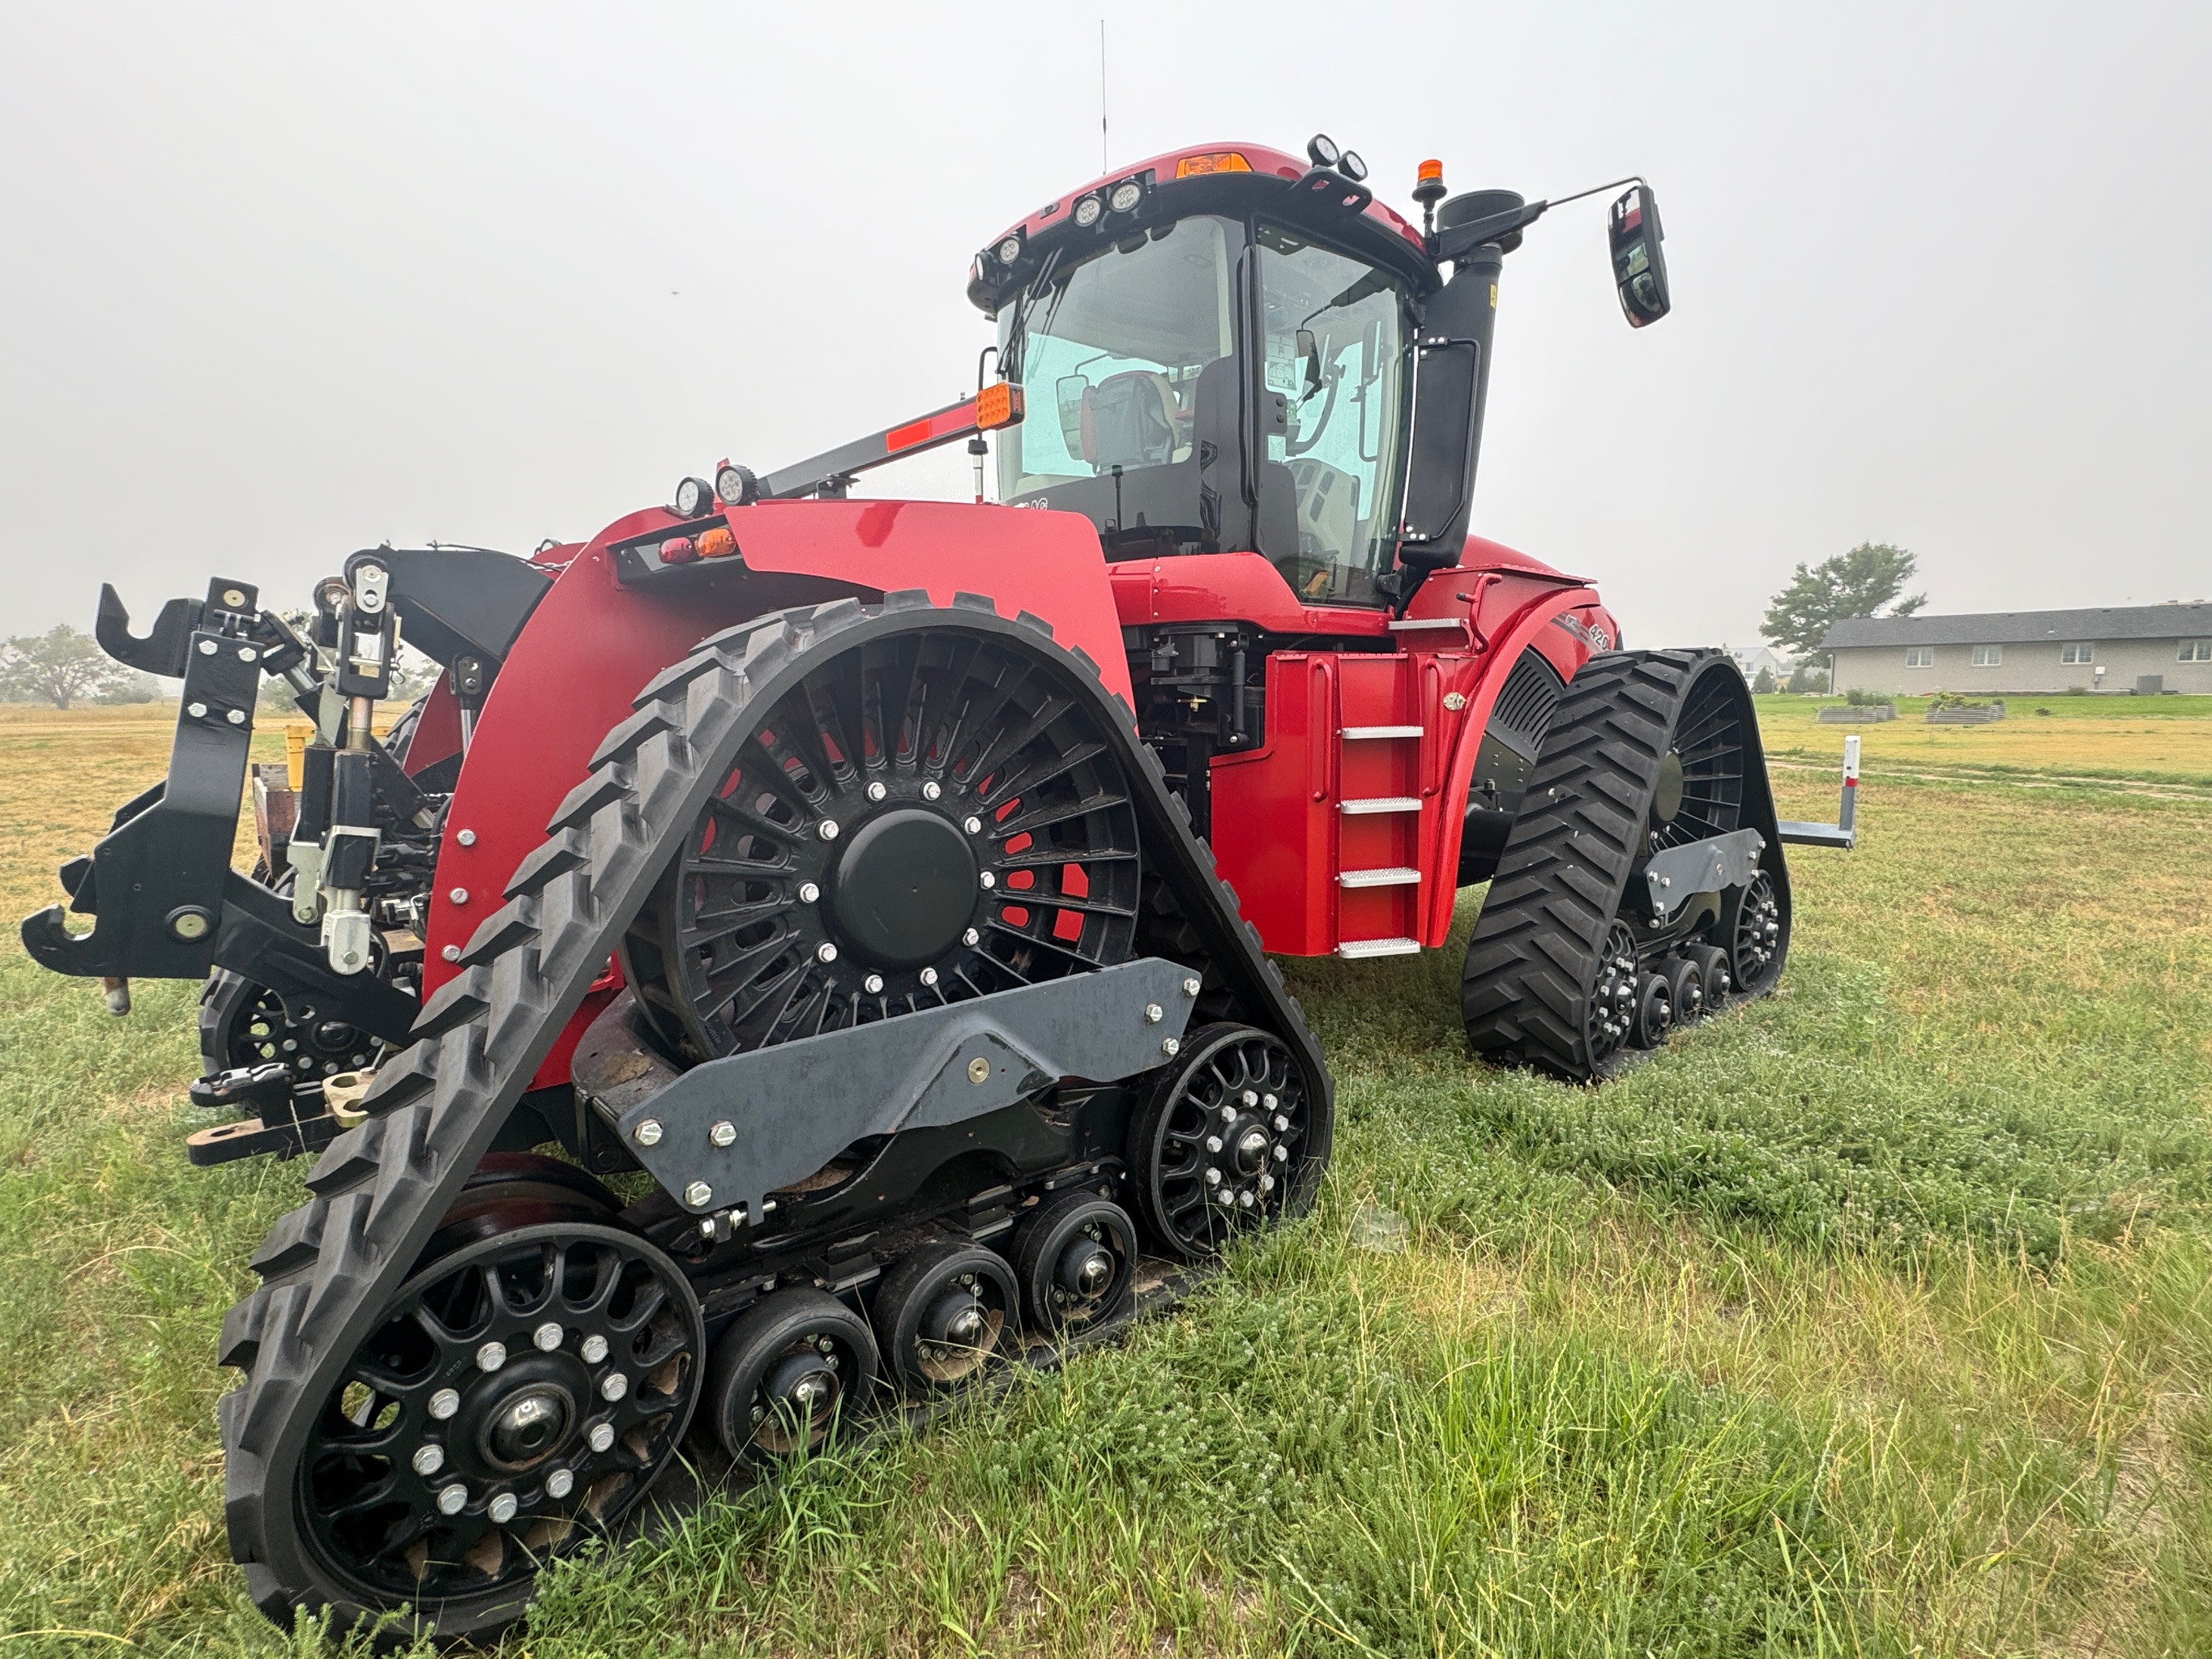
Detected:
left=1339, top=866, right=1421, bottom=888
left=1339, top=724, right=1423, bottom=740
left=1386, top=616, right=1467, bottom=633
left=1335, top=936, right=1422, bottom=959
left=1339, top=796, right=1421, bottom=815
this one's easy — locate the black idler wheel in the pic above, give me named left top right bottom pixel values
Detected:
left=1663, top=954, right=1707, bottom=1024
left=1127, top=1024, right=1314, bottom=1261
left=1630, top=970, right=1674, bottom=1048
left=870, top=1239, right=1020, bottom=1394
left=293, top=1222, right=701, bottom=1614
left=1011, top=1192, right=1138, bottom=1336
left=624, top=623, right=1142, bottom=1064
left=707, top=1287, right=878, bottom=1461
left=1681, top=943, right=1733, bottom=1004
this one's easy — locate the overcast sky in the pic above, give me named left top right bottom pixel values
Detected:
left=2, top=1, right=2204, bottom=651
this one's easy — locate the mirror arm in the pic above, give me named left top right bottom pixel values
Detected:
left=1431, top=200, right=1548, bottom=265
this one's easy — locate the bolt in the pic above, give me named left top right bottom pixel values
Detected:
left=863, top=973, right=884, bottom=994
left=1239, top=1190, right=1256, bottom=1209
left=476, top=1341, right=507, bottom=1372
left=442, top=945, right=462, bottom=962
left=222, top=587, right=246, bottom=606
left=1205, top=1167, right=1222, bottom=1186
left=867, top=781, right=886, bottom=802
left=197, top=639, right=217, bottom=655
left=962, top=927, right=980, bottom=946
left=1144, top=1003, right=1164, bottom=1024
left=489, top=1492, right=519, bottom=1525
left=601, top=1372, right=629, bottom=1402
left=534, top=1321, right=563, bottom=1352
left=587, top=1422, right=616, bottom=1453
left=451, top=889, right=473, bottom=907
left=1215, top=1188, right=1234, bottom=1206
left=429, top=1388, right=460, bottom=1420
left=1205, top=1136, right=1223, bottom=1154
left=187, top=702, right=207, bottom=719
left=964, top=815, right=983, bottom=834
left=1219, top=1103, right=1237, bottom=1123
left=412, top=1444, right=445, bottom=1476
left=581, top=1333, right=609, bottom=1365
left=547, top=1467, right=574, bottom=1499
left=1273, top=1145, right=1289, bottom=1163
left=1183, top=977, right=1201, bottom=997
left=1161, top=1038, right=1180, bottom=1057
left=817, top=1337, right=835, bottom=1354
left=1273, top=1114, right=1290, bottom=1132
left=238, top=645, right=257, bottom=662
left=1262, top=1094, right=1278, bottom=1113
left=710, top=1120, right=736, bottom=1147
left=438, top=1483, right=468, bottom=1516
left=818, top=820, right=839, bottom=841
left=979, top=871, right=996, bottom=889
left=634, top=1119, right=663, bottom=1147
left=919, top=966, right=937, bottom=986
left=968, top=1056, right=991, bottom=1084
left=226, top=708, right=246, bottom=725
left=922, top=781, right=942, bottom=800
left=799, top=881, right=820, bottom=903
left=816, top=941, right=838, bottom=964
left=1242, top=1090, right=1258, bottom=1107
left=684, top=1181, right=713, bottom=1208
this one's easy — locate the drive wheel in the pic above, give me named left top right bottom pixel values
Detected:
left=870, top=1239, right=1020, bottom=1395
left=624, top=622, right=1143, bottom=1064
left=1127, top=1024, right=1314, bottom=1261
left=286, top=1223, right=701, bottom=1630
left=1011, top=1193, right=1138, bottom=1336
left=707, top=1287, right=878, bottom=1461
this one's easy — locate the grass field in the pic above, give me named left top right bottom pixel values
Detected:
left=1, top=700, right=2209, bottom=1656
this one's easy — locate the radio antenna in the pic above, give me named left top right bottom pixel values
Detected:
left=1099, top=20, right=1108, bottom=169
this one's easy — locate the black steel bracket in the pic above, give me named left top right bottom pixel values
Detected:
left=1636, top=827, right=1767, bottom=922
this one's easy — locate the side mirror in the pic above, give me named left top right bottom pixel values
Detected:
left=1608, top=185, right=1670, bottom=327
left=1054, top=375, right=1089, bottom=457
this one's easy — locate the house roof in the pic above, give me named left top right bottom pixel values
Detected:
left=1822, top=602, right=2212, bottom=650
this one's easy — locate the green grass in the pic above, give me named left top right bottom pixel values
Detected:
left=2, top=719, right=2210, bottom=1655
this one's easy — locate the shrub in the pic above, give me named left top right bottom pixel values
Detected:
left=1844, top=687, right=1894, bottom=708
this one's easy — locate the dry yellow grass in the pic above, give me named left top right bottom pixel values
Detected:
left=1758, top=694, right=2212, bottom=785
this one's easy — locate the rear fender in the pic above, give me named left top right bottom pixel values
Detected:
left=422, top=499, right=1129, bottom=1089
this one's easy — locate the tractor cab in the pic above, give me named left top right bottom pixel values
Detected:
left=972, top=144, right=1436, bottom=608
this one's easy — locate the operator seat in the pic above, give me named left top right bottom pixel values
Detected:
left=1085, top=370, right=1183, bottom=471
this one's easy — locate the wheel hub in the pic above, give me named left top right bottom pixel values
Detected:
left=481, top=1382, right=574, bottom=1469
left=831, top=808, right=980, bottom=969
left=459, top=1353, right=585, bottom=1473
left=1055, top=1235, right=1114, bottom=1299
left=923, top=1286, right=988, bottom=1350
left=1652, top=752, right=1685, bottom=825
left=767, top=1350, right=839, bottom=1420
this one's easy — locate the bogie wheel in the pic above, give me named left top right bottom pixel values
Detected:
left=1725, top=870, right=1787, bottom=993
left=1663, top=955, right=1707, bottom=1024
left=1011, top=1193, right=1138, bottom=1336
left=623, top=623, right=1143, bottom=1064
left=285, top=1223, right=701, bottom=1633
left=1126, top=1024, right=1316, bottom=1261
left=1680, top=943, right=1733, bottom=1004
left=1631, top=971, right=1674, bottom=1048
left=707, top=1287, right=878, bottom=1462
left=870, top=1239, right=1020, bottom=1395
left=1583, top=922, right=1638, bottom=1073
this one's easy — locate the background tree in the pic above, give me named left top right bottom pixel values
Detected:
left=1751, top=665, right=1778, bottom=695
left=0, top=625, right=127, bottom=710
left=1761, top=543, right=1927, bottom=659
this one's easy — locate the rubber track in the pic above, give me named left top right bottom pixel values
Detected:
left=215, top=591, right=1330, bottom=1640
left=1461, top=650, right=1706, bottom=1081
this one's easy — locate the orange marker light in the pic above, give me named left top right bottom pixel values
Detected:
left=696, top=526, right=737, bottom=560
left=975, top=382, right=1026, bottom=431
left=1175, top=151, right=1252, bottom=177
left=1413, top=159, right=1448, bottom=207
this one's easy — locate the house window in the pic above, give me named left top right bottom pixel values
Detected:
left=2181, top=640, right=2212, bottom=663
left=2060, top=642, right=2094, bottom=664
left=1971, top=644, right=2003, bottom=667
left=1904, top=646, right=1934, bottom=667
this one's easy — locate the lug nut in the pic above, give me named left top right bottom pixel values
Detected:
left=816, top=941, right=838, bottom=964
left=710, top=1120, right=736, bottom=1147
left=489, top=1492, right=519, bottom=1525
left=634, top=1119, right=663, bottom=1147
left=429, top=1388, right=460, bottom=1420
left=412, top=1444, right=446, bottom=1477
left=546, top=1468, right=574, bottom=1499
left=1205, top=1167, right=1222, bottom=1186
left=1238, top=1190, right=1256, bottom=1209
left=919, top=966, right=938, bottom=987
left=922, top=781, right=942, bottom=801
left=684, top=1181, right=713, bottom=1208
left=437, top=1483, right=468, bottom=1516
left=867, top=781, right=886, bottom=802
left=476, top=1341, right=508, bottom=1372
left=601, top=1372, right=629, bottom=1401
left=863, top=973, right=884, bottom=994
left=1205, top=1136, right=1223, bottom=1154
left=1262, top=1094, right=1278, bottom=1112
left=1273, top=1145, right=1289, bottom=1162
left=1144, top=1003, right=1164, bottom=1024
left=581, top=1333, right=609, bottom=1365
left=963, top=816, right=983, bottom=834
left=534, top=1321, right=563, bottom=1352
left=587, top=1422, right=615, bottom=1453
left=1219, top=1104, right=1237, bottom=1123
left=818, top=820, right=839, bottom=841
left=799, top=881, right=821, bottom=903
left=962, top=928, right=980, bottom=947
left=1215, top=1188, right=1234, bottom=1206
left=1273, top=1114, right=1290, bottom=1132
left=1241, top=1090, right=1258, bottom=1107
left=1260, top=1174, right=1276, bottom=1193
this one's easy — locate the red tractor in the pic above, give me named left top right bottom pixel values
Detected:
left=24, top=135, right=1839, bottom=1640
